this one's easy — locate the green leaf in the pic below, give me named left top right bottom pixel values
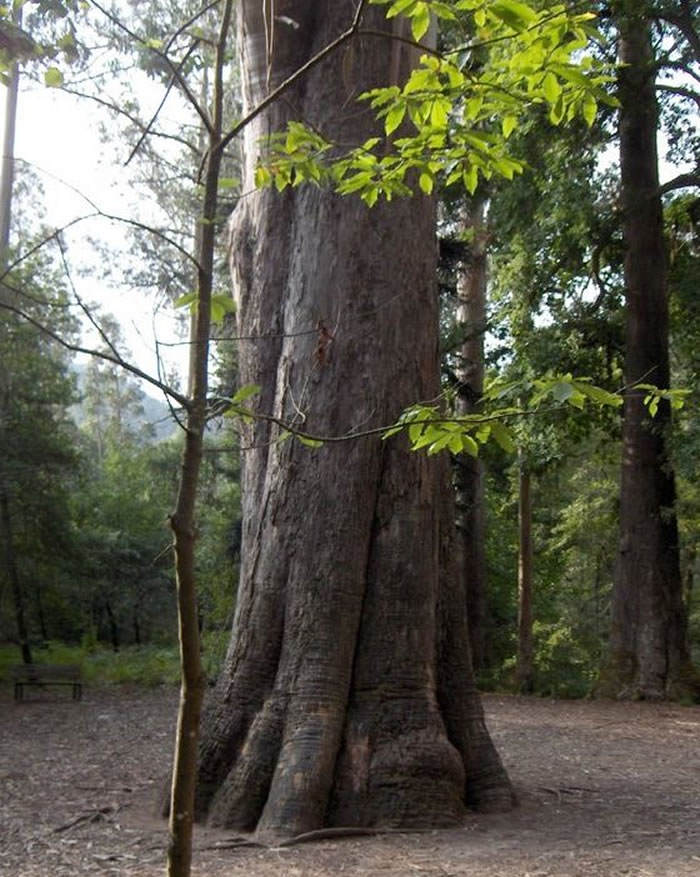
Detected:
left=549, top=94, right=565, bottom=125
left=386, top=0, right=417, bottom=18
left=174, top=292, right=198, bottom=314
left=210, top=294, right=236, bottom=325
left=231, top=384, right=261, bottom=405
left=489, top=421, right=516, bottom=453
left=382, top=424, right=404, bottom=440
left=44, top=66, right=63, bottom=87
left=419, top=171, right=434, bottom=194
left=501, top=115, right=517, bottom=139
left=461, top=434, right=479, bottom=457
left=491, top=0, right=537, bottom=31
left=385, top=103, right=406, bottom=135
left=542, top=71, right=561, bottom=104
left=411, top=3, right=430, bottom=40
left=582, top=93, right=597, bottom=127
left=463, top=165, right=478, bottom=194
left=218, top=177, right=239, bottom=190
left=576, top=383, right=622, bottom=408
left=297, top=435, right=324, bottom=448
left=551, top=380, right=574, bottom=403
left=254, top=165, right=273, bottom=188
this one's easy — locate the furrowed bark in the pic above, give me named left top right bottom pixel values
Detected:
left=454, top=197, right=489, bottom=672
left=195, top=1, right=513, bottom=840
left=601, top=3, right=696, bottom=700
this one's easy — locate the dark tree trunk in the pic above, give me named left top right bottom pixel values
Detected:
left=515, top=455, right=534, bottom=694
left=0, top=488, right=32, bottom=664
left=601, top=4, right=695, bottom=699
left=454, top=197, right=489, bottom=672
left=35, top=584, right=48, bottom=642
left=195, top=2, right=513, bottom=841
left=104, top=599, right=120, bottom=653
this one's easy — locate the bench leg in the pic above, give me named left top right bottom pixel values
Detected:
left=14, top=682, right=23, bottom=701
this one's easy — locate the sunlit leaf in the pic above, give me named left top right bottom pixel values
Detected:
left=231, top=384, right=261, bottom=405
left=44, top=66, right=63, bottom=87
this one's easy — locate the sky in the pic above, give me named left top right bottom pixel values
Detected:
left=5, top=75, right=193, bottom=397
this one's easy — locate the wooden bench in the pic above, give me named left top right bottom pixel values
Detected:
left=11, top=664, right=83, bottom=701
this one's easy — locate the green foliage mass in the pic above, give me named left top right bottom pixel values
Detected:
left=256, top=0, right=613, bottom=203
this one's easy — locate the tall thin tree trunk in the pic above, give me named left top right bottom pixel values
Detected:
left=104, top=599, right=120, bottom=652
left=35, top=583, right=48, bottom=642
left=602, top=4, right=695, bottom=699
left=516, top=453, right=533, bottom=693
left=0, top=6, right=20, bottom=261
left=166, top=4, right=233, bottom=876
left=0, top=9, right=28, bottom=666
left=0, top=489, right=31, bottom=664
left=454, top=196, right=489, bottom=672
left=195, top=2, right=513, bottom=840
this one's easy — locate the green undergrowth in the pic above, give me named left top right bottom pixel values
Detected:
left=0, top=630, right=229, bottom=687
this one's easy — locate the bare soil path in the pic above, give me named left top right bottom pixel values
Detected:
left=1, top=685, right=698, bottom=876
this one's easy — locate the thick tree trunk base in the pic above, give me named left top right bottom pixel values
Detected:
left=191, top=0, right=515, bottom=841
left=596, top=652, right=700, bottom=702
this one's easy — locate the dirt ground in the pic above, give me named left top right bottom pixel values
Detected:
left=1, top=685, right=698, bottom=876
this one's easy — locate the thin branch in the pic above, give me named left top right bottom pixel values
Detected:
left=60, top=85, right=199, bottom=154
left=0, top=296, right=189, bottom=409
left=219, top=399, right=605, bottom=447
left=163, top=0, right=222, bottom=53
left=125, top=40, right=200, bottom=166
left=356, top=27, right=443, bottom=58
left=658, top=60, right=700, bottom=86
left=156, top=337, right=188, bottom=433
left=54, top=235, right=123, bottom=363
left=656, top=82, right=700, bottom=107
left=659, top=172, right=700, bottom=196
left=0, top=211, right=200, bottom=285
left=657, top=1, right=700, bottom=65
left=88, top=0, right=213, bottom=134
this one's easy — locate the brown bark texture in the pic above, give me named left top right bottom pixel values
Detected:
left=454, top=198, right=488, bottom=672
left=603, top=5, right=694, bottom=700
left=195, top=1, right=513, bottom=841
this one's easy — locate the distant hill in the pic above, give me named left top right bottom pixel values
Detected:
left=71, top=362, right=179, bottom=442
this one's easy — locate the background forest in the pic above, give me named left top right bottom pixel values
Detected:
left=0, top=0, right=698, bottom=702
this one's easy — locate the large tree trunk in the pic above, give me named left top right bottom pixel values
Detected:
left=454, top=197, right=489, bottom=673
left=195, top=1, right=513, bottom=841
left=601, top=5, right=694, bottom=700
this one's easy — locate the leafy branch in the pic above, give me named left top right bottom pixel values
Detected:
left=255, top=0, right=615, bottom=203
left=221, top=374, right=690, bottom=457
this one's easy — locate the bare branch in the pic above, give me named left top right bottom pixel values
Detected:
left=656, top=82, right=700, bottom=107
left=0, top=295, right=189, bottom=408
left=88, top=0, right=213, bottom=134
left=658, top=172, right=700, bottom=196
left=60, top=85, right=200, bottom=154
left=0, top=211, right=200, bottom=285
left=54, top=235, right=123, bottom=363
left=657, top=0, right=700, bottom=64
left=125, top=40, right=200, bottom=166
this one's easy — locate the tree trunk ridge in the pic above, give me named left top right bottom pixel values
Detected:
left=195, top=1, right=513, bottom=839
left=601, top=4, right=696, bottom=701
